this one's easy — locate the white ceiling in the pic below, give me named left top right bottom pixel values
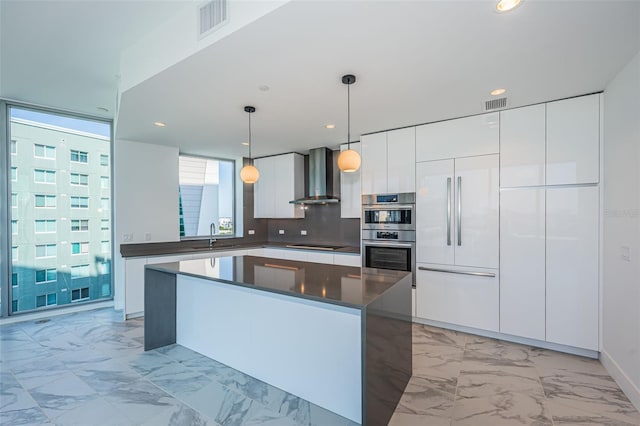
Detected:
left=2, top=1, right=639, bottom=159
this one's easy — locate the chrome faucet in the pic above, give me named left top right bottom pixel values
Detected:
left=209, top=222, right=217, bottom=248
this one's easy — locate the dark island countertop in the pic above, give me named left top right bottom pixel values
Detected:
left=121, top=240, right=360, bottom=258
left=146, top=255, right=409, bottom=309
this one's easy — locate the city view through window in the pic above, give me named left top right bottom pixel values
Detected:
left=6, top=106, right=112, bottom=314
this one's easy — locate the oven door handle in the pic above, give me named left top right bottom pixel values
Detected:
left=363, top=204, right=415, bottom=210
left=363, top=241, right=414, bottom=248
left=446, top=177, right=452, bottom=246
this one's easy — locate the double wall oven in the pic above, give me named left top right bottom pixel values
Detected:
left=362, top=193, right=416, bottom=286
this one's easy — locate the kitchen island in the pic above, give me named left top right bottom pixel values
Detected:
left=144, top=255, right=411, bottom=426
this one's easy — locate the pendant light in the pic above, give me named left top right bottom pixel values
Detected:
left=337, top=74, right=361, bottom=173
left=240, top=105, right=259, bottom=184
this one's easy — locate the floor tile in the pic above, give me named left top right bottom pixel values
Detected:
left=29, top=372, right=99, bottom=420
left=0, top=371, right=39, bottom=412
left=451, top=390, right=553, bottom=426
left=0, top=406, right=51, bottom=425
left=102, top=378, right=180, bottom=424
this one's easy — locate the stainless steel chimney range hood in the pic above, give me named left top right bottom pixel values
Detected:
left=289, top=147, right=339, bottom=205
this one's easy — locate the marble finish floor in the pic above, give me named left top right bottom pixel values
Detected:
left=0, top=308, right=637, bottom=426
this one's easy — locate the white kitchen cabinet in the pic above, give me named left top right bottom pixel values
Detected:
left=415, top=112, right=499, bottom=162
left=416, top=263, right=499, bottom=332
left=340, top=142, right=361, bottom=219
left=124, top=257, right=147, bottom=317
left=333, top=253, right=361, bottom=267
left=387, top=127, right=416, bottom=193
left=546, top=94, right=600, bottom=185
left=361, top=132, right=387, bottom=195
left=416, top=155, right=499, bottom=269
left=546, top=186, right=599, bottom=351
left=254, top=153, right=305, bottom=219
left=499, top=188, right=546, bottom=341
left=361, top=128, right=415, bottom=195
left=500, top=104, right=546, bottom=187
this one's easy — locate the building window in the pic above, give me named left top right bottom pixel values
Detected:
left=12, top=300, right=18, bottom=312
left=70, top=173, right=89, bottom=186
left=178, top=155, right=235, bottom=238
left=101, top=240, right=110, bottom=253
left=34, top=144, right=56, bottom=159
left=71, top=242, right=89, bottom=255
left=71, top=264, right=90, bottom=278
left=11, top=220, right=18, bottom=235
left=100, top=176, right=109, bottom=189
left=11, top=167, right=17, bottom=181
left=34, top=169, right=56, bottom=184
left=100, top=154, right=109, bottom=166
left=35, top=268, right=57, bottom=284
left=12, top=246, right=18, bottom=261
left=71, top=219, right=89, bottom=231
left=101, top=219, right=109, bottom=230
left=11, top=193, right=17, bottom=207
left=70, top=149, right=88, bottom=163
left=12, top=273, right=18, bottom=287
left=35, top=244, right=56, bottom=258
left=35, top=194, right=56, bottom=208
left=100, top=198, right=109, bottom=210
left=98, top=262, right=110, bottom=275
left=36, top=293, right=57, bottom=308
left=11, top=139, right=17, bottom=154
left=35, top=219, right=56, bottom=233
left=70, top=196, right=89, bottom=208
left=71, top=287, right=90, bottom=302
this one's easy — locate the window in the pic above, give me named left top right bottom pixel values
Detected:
left=35, top=219, right=56, bottom=233
left=71, top=287, right=89, bottom=301
left=12, top=273, right=18, bottom=287
left=101, top=219, right=109, bottom=230
left=35, top=194, right=56, bottom=207
left=71, top=242, right=89, bottom=255
left=11, top=193, right=17, bottom=207
left=98, top=262, right=110, bottom=275
left=34, top=169, right=56, bottom=184
left=70, top=149, right=88, bottom=163
left=12, top=300, right=18, bottom=312
left=35, top=269, right=56, bottom=284
left=71, top=264, right=90, bottom=278
left=36, top=293, right=57, bottom=308
left=100, top=198, right=109, bottom=210
left=71, top=219, right=89, bottom=231
left=11, top=220, right=18, bottom=235
left=178, top=155, right=235, bottom=238
left=71, top=196, right=89, bottom=208
left=101, top=240, right=110, bottom=253
left=12, top=246, right=17, bottom=261
left=34, top=144, right=56, bottom=159
left=100, top=154, right=109, bottom=166
left=11, top=139, right=17, bottom=154
left=100, top=176, right=109, bottom=189
left=11, top=167, right=17, bottom=181
left=35, top=244, right=56, bottom=258
left=70, top=173, right=89, bottom=186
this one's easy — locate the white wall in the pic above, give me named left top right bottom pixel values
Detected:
left=113, top=139, right=179, bottom=309
left=602, top=50, right=640, bottom=411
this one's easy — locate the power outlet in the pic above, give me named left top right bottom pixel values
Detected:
left=300, top=230, right=307, bottom=236
left=279, top=229, right=285, bottom=235
left=123, top=233, right=133, bottom=242
left=621, top=246, right=631, bottom=262
left=248, top=229, right=255, bottom=235
left=145, top=233, right=151, bottom=241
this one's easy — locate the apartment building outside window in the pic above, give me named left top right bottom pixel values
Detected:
left=4, top=105, right=112, bottom=315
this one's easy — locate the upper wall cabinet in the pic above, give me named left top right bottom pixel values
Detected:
left=254, top=153, right=305, bottom=219
left=361, top=127, right=415, bottom=195
left=546, top=94, right=600, bottom=185
left=415, top=112, right=499, bottom=162
left=340, top=142, right=361, bottom=218
left=500, top=104, right=546, bottom=187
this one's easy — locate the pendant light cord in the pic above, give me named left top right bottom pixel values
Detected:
left=248, top=111, right=252, bottom=162
left=347, top=82, right=351, bottom=149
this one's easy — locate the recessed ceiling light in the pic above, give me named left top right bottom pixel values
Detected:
left=325, top=124, right=335, bottom=129
left=96, top=107, right=109, bottom=112
left=491, top=88, right=507, bottom=96
left=154, top=121, right=166, bottom=127
left=496, top=0, right=521, bottom=12
left=241, top=142, right=250, bottom=146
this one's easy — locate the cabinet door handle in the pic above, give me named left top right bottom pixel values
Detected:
left=418, top=266, right=495, bottom=277
left=446, top=177, right=452, bottom=246
left=457, top=176, right=462, bottom=246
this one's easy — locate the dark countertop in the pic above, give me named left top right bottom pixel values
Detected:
left=120, top=240, right=360, bottom=258
left=146, top=255, right=409, bottom=309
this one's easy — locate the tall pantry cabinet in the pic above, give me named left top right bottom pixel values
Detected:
left=499, top=93, right=601, bottom=351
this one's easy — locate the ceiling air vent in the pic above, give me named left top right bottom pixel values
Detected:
left=484, top=97, right=508, bottom=111
left=199, top=0, right=228, bottom=38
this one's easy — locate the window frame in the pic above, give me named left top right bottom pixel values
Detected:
left=35, top=219, right=56, bottom=233
left=35, top=268, right=57, bottom=284
left=34, top=168, right=56, bottom=184
left=70, top=149, right=88, bottom=163
left=33, top=143, right=56, bottom=159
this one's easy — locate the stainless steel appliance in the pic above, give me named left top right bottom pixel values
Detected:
left=362, top=193, right=416, bottom=285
